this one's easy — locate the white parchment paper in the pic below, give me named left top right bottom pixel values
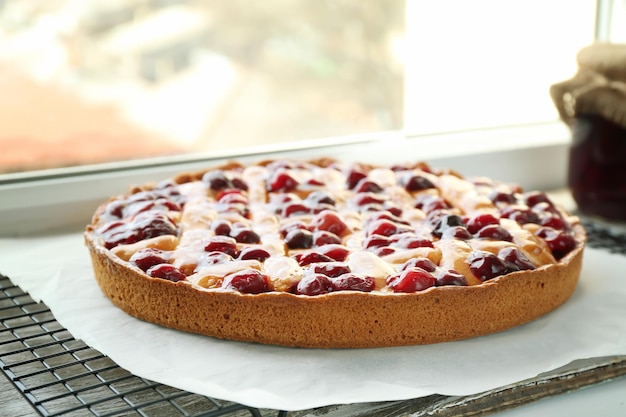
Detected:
left=1, top=233, right=625, bottom=411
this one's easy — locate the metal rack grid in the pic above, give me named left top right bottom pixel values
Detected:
left=0, top=274, right=283, bottom=417
left=1, top=220, right=625, bottom=417
left=579, top=218, right=626, bottom=255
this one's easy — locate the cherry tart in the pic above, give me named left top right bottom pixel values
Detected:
left=85, top=158, right=586, bottom=348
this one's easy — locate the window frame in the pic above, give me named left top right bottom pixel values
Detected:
left=0, top=121, right=571, bottom=237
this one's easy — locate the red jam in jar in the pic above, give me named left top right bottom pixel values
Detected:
left=569, top=115, right=626, bottom=221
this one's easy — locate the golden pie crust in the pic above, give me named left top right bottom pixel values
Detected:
left=85, top=159, right=586, bottom=348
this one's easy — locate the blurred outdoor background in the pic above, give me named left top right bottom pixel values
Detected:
left=0, top=0, right=611, bottom=173
left=0, top=0, right=403, bottom=172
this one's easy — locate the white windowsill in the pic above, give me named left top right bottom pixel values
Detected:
left=0, top=121, right=572, bottom=237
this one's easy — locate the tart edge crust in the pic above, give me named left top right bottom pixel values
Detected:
left=84, top=225, right=585, bottom=349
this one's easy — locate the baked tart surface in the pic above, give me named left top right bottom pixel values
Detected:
left=85, top=159, right=585, bottom=348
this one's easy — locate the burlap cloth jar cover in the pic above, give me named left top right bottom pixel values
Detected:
left=550, top=43, right=626, bottom=221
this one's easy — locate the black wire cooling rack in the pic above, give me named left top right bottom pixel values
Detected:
left=579, top=218, right=626, bottom=255
left=0, top=273, right=284, bottom=417
left=1, top=219, right=625, bottom=417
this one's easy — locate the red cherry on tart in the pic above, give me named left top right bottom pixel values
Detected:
left=442, top=226, right=473, bottom=240
left=285, top=229, right=314, bottom=249
left=500, top=205, right=540, bottom=225
left=475, top=224, right=513, bottom=241
left=488, top=189, right=517, bottom=204
left=211, top=219, right=232, bottom=236
left=203, top=170, right=233, bottom=191
left=310, top=210, right=348, bottom=236
left=524, top=191, right=553, bottom=207
left=498, top=247, right=536, bottom=271
left=317, top=244, right=351, bottom=261
left=369, top=210, right=410, bottom=225
left=305, top=191, right=335, bottom=206
left=353, top=192, right=387, bottom=207
left=238, top=247, right=271, bottom=262
left=295, top=251, right=335, bottom=266
left=146, top=264, right=186, bottom=282
left=392, top=234, right=434, bottom=249
left=367, top=218, right=405, bottom=237
left=282, top=202, right=310, bottom=217
left=86, top=157, right=585, bottom=348
left=431, top=214, right=466, bottom=238
left=98, top=211, right=178, bottom=249
left=222, top=269, right=270, bottom=294
left=297, top=273, right=333, bottom=296
left=535, top=227, right=577, bottom=260
left=311, top=262, right=351, bottom=278
left=313, top=230, right=342, bottom=246
left=354, top=179, right=383, bottom=193
left=345, top=165, right=368, bottom=189
left=279, top=220, right=308, bottom=237
left=435, top=270, right=468, bottom=287
left=230, top=227, right=261, bottom=244
left=268, top=169, right=299, bottom=192
left=399, top=172, right=436, bottom=192
left=129, top=248, right=170, bottom=271
left=466, top=250, right=509, bottom=281
left=204, top=236, right=239, bottom=258
left=401, top=257, right=437, bottom=273
left=388, top=268, right=437, bottom=293
left=331, top=274, right=375, bottom=292
left=465, top=213, right=500, bottom=234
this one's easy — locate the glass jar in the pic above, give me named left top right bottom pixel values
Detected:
left=569, top=115, right=626, bottom=221
left=550, top=44, right=626, bottom=222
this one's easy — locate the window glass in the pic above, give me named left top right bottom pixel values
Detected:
left=0, top=0, right=404, bottom=173
left=404, top=0, right=597, bottom=134
left=602, top=0, right=626, bottom=41
left=0, top=1, right=600, bottom=174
